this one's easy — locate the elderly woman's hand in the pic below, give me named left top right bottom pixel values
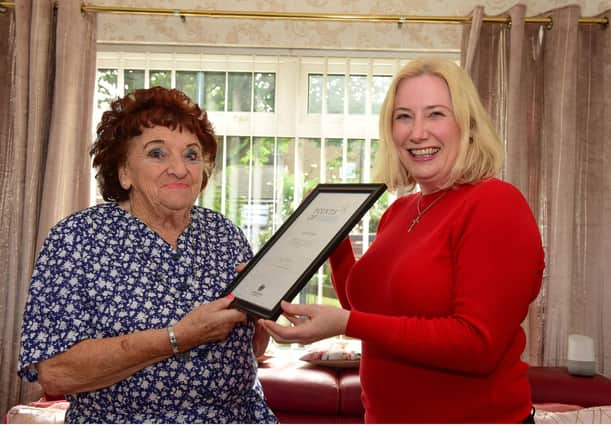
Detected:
left=174, top=296, right=246, bottom=352
left=258, top=301, right=350, bottom=345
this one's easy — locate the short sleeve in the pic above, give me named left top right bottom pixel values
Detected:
left=235, top=226, right=254, bottom=265
left=18, top=218, right=94, bottom=382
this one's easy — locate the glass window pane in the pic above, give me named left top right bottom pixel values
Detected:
left=225, top=136, right=251, bottom=227
left=346, top=139, right=365, bottom=183
left=296, top=137, right=321, bottom=304
left=199, top=135, right=224, bottom=213
left=326, top=74, right=345, bottom=114
left=300, top=137, right=321, bottom=192
left=366, top=138, right=390, bottom=255
left=176, top=71, right=199, bottom=103
left=204, top=71, right=226, bottom=112
left=372, top=75, right=392, bottom=114
left=254, top=73, right=275, bottom=113
left=321, top=264, right=340, bottom=307
left=367, top=191, right=391, bottom=249
left=308, top=74, right=323, bottom=114
left=249, top=136, right=276, bottom=251
left=349, top=75, right=367, bottom=114
left=371, top=138, right=380, bottom=177
left=325, top=138, right=343, bottom=183
left=346, top=139, right=367, bottom=256
left=150, top=70, right=171, bottom=88
left=228, top=72, right=252, bottom=112
left=275, top=137, right=296, bottom=223
left=124, top=69, right=145, bottom=93
left=96, top=69, right=118, bottom=110
left=304, top=264, right=339, bottom=307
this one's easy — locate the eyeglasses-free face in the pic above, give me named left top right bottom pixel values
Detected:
left=391, top=74, right=462, bottom=195
left=119, top=125, right=205, bottom=218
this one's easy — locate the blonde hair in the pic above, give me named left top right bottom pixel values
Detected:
left=373, top=56, right=503, bottom=193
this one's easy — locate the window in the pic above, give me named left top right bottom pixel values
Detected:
left=93, top=49, right=422, bottom=312
left=307, top=73, right=390, bottom=116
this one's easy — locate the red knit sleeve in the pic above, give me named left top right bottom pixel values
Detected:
left=346, top=181, right=544, bottom=375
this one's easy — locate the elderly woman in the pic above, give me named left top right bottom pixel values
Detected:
left=260, top=57, right=544, bottom=423
left=18, top=87, right=277, bottom=423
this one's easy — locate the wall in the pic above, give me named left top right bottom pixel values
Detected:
left=94, top=0, right=611, bottom=52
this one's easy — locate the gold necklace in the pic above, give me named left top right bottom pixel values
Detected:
left=408, top=190, right=448, bottom=232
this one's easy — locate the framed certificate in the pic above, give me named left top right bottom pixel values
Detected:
left=223, top=183, right=386, bottom=320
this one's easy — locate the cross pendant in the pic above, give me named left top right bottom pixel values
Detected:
left=408, top=216, right=420, bottom=232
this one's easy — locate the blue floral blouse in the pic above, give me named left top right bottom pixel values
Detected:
left=18, top=203, right=277, bottom=423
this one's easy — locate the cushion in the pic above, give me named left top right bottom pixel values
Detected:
left=534, top=405, right=611, bottom=424
left=534, top=403, right=583, bottom=412
left=299, top=338, right=361, bottom=368
left=5, top=400, right=68, bottom=424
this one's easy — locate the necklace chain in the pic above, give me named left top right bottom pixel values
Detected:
left=408, top=191, right=448, bottom=232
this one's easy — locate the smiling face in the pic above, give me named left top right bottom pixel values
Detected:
left=391, top=74, right=462, bottom=194
left=119, top=125, right=205, bottom=218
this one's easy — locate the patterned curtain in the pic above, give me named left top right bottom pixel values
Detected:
left=462, top=4, right=611, bottom=376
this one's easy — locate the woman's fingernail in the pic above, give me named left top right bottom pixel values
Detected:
left=227, top=293, right=235, bottom=300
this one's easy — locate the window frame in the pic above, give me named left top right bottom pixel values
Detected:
left=92, top=46, right=459, bottom=320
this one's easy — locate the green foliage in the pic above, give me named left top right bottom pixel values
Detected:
left=150, top=70, right=171, bottom=88
left=96, top=69, right=118, bottom=109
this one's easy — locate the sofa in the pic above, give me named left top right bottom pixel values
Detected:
left=258, top=357, right=363, bottom=423
left=257, top=357, right=611, bottom=423
left=6, top=357, right=611, bottom=423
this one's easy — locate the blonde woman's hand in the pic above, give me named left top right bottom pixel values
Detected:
left=258, top=301, right=349, bottom=345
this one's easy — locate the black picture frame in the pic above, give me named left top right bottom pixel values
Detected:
left=223, top=183, right=387, bottom=320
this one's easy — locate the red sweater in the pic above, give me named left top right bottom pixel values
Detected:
left=329, top=178, right=544, bottom=423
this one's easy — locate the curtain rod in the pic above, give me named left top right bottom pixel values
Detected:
left=0, top=2, right=608, bottom=27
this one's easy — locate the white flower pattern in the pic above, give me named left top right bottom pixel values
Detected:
left=18, top=203, right=277, bottom=424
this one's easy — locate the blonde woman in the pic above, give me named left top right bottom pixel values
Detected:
left=260, top=57, right=543, bottom=423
